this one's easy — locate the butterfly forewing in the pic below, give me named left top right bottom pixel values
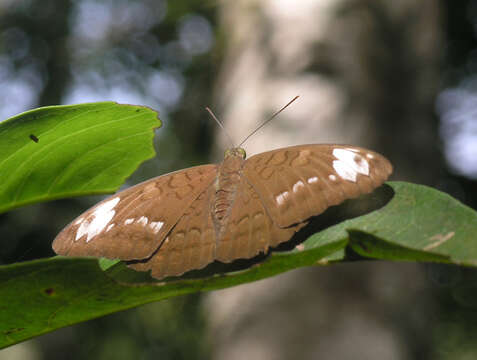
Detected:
left=243, top=145, right=392, bottom=228
left=52, top=165, right=217, bottom=260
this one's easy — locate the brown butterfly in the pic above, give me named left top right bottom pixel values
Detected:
left=53, top=101, right=392, bottom=279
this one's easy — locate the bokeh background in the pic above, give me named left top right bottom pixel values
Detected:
left=1, top=0, right=477, bottom=359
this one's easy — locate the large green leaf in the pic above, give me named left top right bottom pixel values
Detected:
left=0, top=102, right=160, bottom=213
left=1, top=182, right=477, bottom=348
left=304, top=181, right=477, bottom=266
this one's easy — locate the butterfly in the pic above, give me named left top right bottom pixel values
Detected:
left=53, top=142, right=392, bottom=279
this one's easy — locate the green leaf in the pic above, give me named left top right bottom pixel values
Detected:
left=0, top=241, right=344, bottom=349
left=0, top=102, right=161, bottom=214
left=305, top=182, right=477, bottom=266
left=1, top=182, right=477, bottom=348
left=347, top=229, right=450, bottom=263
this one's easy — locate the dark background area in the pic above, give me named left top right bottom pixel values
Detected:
left=0, top=1, right=477, bottom=359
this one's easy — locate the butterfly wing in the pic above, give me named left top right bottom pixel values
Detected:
left=243, top=144, right=392, bottom=228
left=128, top=186, right=216, bottom=279
left=129, top=177, right=305, bottom=279
left=52, top=165, right=217, bottom=260
left=215, top=179, right=305, bottom=263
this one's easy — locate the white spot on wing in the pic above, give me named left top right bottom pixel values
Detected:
left=275, top=191, right=289, bottom=205
left=149, top=221, right=164, bottom=234
left=329, top=174, right=337, bottom=181
left=292, top=180, right=305, bottom=193
left=124, top=218, right=134, bottom=225
left=106, top=223, right=115, bottom=232
left=332, top=148, right=370, bottom=182
left=307, top=176, right=318, bottom=184
left=137, top=216, right=148, bottom=226
left=75, top=197, right=120, bottom=242
left=332, top=161, right=356, bottom=182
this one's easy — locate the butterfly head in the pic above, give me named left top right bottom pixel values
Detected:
left=225, top=147, right=246, bottom=159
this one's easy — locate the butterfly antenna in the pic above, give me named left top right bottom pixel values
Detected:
left=205, top=107, right=236, bottom=148
left=238, top=95, right=299, bottom=147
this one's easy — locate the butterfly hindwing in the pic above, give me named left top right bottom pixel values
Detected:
left=128, top=173, right=305, bottom=279
left=243, top=144, right=392, bottom=228
left=52, top=165, right=217, bottom=261
left=128, top=186, right=216, bottom=279
left=215, top=178, right=304, bottom=263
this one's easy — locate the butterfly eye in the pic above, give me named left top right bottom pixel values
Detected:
left=224, top=148, right=246, bottom=159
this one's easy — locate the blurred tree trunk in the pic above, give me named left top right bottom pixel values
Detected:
left=206, top=1, right=443, bottom=359
left=36, top=0, right=73, bottom=106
